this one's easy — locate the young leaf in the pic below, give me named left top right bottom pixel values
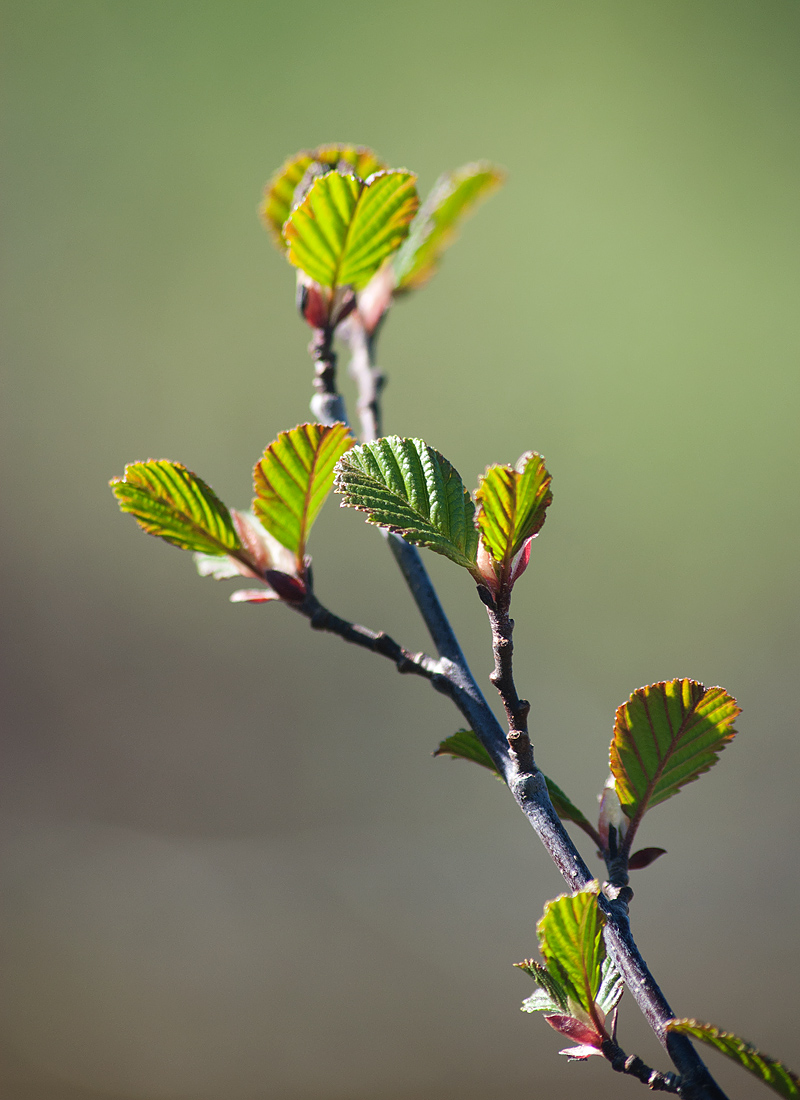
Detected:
left=110, top=460, right=242, bottom=557
left=537, top=885, right=606, bottom=1026
left=334, top=437, right=479, bottom=569
left=609, top=679, right=739, bottom=842
left=283, top=170, right=419, bottom=291
left=261, top=144, right=386, bottom=248
left=393, top=161, right=506, bottom=292
left=475, top=452, right=553, bottom=572
left=253, top=423, right=354, bottom=569
left=666, top=1020, right=799, bottom=1099
left=434, top=730, right=595, bottom=833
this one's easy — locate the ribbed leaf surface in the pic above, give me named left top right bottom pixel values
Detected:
left=283, top=170, right=419, bottom=290
left=334, top=437, right=479, bottom=569
left=667, top=1020, right=799, bottom=1098
left=475, top=452, right=552, bottom=568
left=110, top=460, right=241, bottom=555
left=261, top=144, right=386, bottom=248
left=434, top=730, right=593, bottom=831
left=610, top=679, right=739, bottom=832
left=394, top=161, right=505, bottom=291
left=537, top=886, right=605, bottom=1021
left=253, top=422, right=353, bottom=565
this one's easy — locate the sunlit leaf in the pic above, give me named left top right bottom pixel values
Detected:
left=283, top=170, right=419, bottom=291
left=475, top=452, right=552, bottom=571
left=610, top=679, right=739, bottom=841
left=667, top=1020, right=799, bottom=1098
left=110, top=460, right=243, bottom=557
left=253, top=423, right=354, bottom=569
left=393, top=161, right=505, bottom=291
left=260, top=144, right=386, bottom=248
left=537, top=885, right=606, bottom=1024
left=334, top=436, right=479, bottom=569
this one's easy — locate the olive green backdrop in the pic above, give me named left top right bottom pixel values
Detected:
left=3, top=2, right=799, bottom=1098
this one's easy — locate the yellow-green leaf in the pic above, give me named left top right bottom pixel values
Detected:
left=475, top=452, right=552, bottom=571
left=537, top=885, right=606, bottom=1024
left=110, top=460, right=241, bottom=556
left=394, top=161, right=505, bottom=292
left=610, top=679, right=739, bottom=842
left=667, top=1020, right=799, bottom=1098
left=253, top=422, right=354, bottom=569
left=283, top=170, right=419, bottom=291
left=260, top=144, right=386, bottom=249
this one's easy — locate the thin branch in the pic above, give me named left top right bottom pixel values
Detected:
left=485, top=593, right=535, bottom=771
left=345, top=320, right=384, bottom=441
left=601, top=1040, right=682, bottom=1093
left=321, top=323, right=730, bottom=1100
left=308, top=325, right=348, bottom=426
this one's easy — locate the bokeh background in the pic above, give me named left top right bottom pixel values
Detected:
left=3, top=2, right=799, bottom=1098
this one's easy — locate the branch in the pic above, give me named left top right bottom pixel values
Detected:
left=601, top=1039, right=681, bottom=1093
left=321, top=324, right=730, bottom=1100
left=307, top=324, right=348, bottom=426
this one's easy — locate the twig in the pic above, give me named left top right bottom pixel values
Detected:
left=313, top=324, right=730, bottom=1100
left=308, top=325, right=348, bottom=425
left=601, top=1040, right=682, bottom=1093
left=345, top=320, right=384, bottom=441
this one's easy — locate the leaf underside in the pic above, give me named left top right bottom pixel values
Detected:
left=394, top=161, right=505, bottom=291
left=261, top=144, right=386, bottom=248
left=434, top=730, right=592, bottom=831
left=110, top=460, right=241, bottom=556
left=334, top=436, right=479, bottom=569
left=667, top=1020, right=799, bottom=1099
left=610, top=679, right=739, bottom=832
left=475, top=452, right=552, bottom=568
left=283, top=170, right=419, bottom=291
left=253, top=422, right=353, bottom=564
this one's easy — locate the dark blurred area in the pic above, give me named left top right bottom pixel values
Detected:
left=2, top=2, right=799, bottom=1098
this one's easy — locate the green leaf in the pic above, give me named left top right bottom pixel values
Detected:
left=516, top=958, right=570, bottom=1015
left=110, top=460, right=242, bottom=556
left=260, top=144, right=386, bottom=248
left=434, top=731, right=594, bottom=834
left=394, top=161, right=505, bottom=291
left=610, top=679, right=739, bottom=838
left=667, top=1020, right=799, bottom=1098
left=253, top=422, right=353, bottom=568
left=334, top=436, right=479, bottom=569
left=475, top=452, right=553, bottom=570
left=283, top=170, right=419, bottom=291
left=537, top=885, right=606, bottom=1023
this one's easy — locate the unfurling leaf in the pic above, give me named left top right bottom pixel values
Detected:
left=111, top=460, right=243, bottom=557
left=393, top=161, right=505, bottom=292
left=517, top=886, right=619, bottom=1056
left=434, top=730, right=594, bottom=832
left=334, top=437, right=479, bottom=570
left=628, top=847, right=667, bottom=870
left=609, top=679, right=739, bottom=845
left=666, top=1020, right=799, bottom=1098
left=260, top=144, right=386, bottom=248
left=474, top=452, right=552, bottom=589
left=283, top=170, right=419, bottom=291
left=537, top=885, right=606, bottom=1025
left=253, top=422, right=354, bottom=571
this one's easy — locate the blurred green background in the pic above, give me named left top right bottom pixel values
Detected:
left=3, top=2, right=799, bottom=1098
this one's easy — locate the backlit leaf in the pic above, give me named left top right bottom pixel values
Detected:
left=475, top=452, right=552, bottom=571
left=260, top=144, right=386, bottom=248
left=667, top=1020, right=799, bottom=1098
left=334, top=436, right=479, bottom=569
left=394, top=161, right=505, bottom=291
left=253, top=423, right=354, bottom=569
left=610, top=679, right=739, bottom=840
left=283, top=170, right=419, bottom=291
left=110, top=460, right=242, bottom=557
left=537, top=885, right=606, bottom=1024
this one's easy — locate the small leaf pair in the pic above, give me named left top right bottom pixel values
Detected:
left=333, top=436, right=552, bottom=599
left=261, top=144, right=504, bottom=333
left=517, top=885, right=623, bottom=1060
left=110, top=423, right=353, bottom=603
